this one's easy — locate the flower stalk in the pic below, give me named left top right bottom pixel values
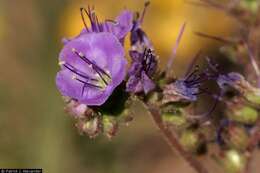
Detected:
left=147, top=103, right=209, bottom=173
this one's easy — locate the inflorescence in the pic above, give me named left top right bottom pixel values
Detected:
left=56, top=1, right=260, bottom=173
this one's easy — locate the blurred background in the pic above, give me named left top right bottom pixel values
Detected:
left=0, top=0, right=252, bottom=172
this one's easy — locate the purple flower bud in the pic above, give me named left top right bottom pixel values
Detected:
left=56, top=32, right=127, bottom=106
left=126, top=49, right=157, bottom=94
left=130, top=2, right=153, bottom=50
left=107, top=10, right=134, bottom=40
left=217, top=72, right=245, bottom=90
left=79, top=7, right=133, bottom=40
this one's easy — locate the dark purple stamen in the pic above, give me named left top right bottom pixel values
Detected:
left=61, top=62, right=103, bottom=94
left=184, top=51, right=202, bottom=77
left=80, top=6, right=103, bottom=33
left=140, top=1, right=150, bottom=24
left=72, top=49, right=111, bottom=85
left=63, top=63, right=98, bottom=82
left=80, top=8, right=90, bottom=32
left=142, top=48, right=154, bottom=73
left=73, top=50, right=110, bottom=78
left=185, top=66, right=199, bottom=81
left=75, top=78, right=103, bottom=89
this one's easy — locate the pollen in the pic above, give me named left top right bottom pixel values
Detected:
left=59, top=61, right=66, bottom=66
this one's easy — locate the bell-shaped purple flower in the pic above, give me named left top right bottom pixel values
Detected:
left=56, top=32, right=127, bottom=106
left=126, top=49, right=157, bottom=94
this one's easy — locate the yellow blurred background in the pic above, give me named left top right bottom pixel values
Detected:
left=0, top=0, right=248, bottom=173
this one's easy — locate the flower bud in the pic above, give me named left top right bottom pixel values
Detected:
left=223, top=150, right=246, bottom=173
left=180, top=130, right=200, bottom=152
left=64, top=99, right=86, bottom=118
left=161, top=106, right=187, bottom=127
left=120, top=109, right=134, bottom=125
left=227, top=105, right=258, bottom=124
left=103, top=116, right=119, bottom=139
left=162, top=112, right=187, bottom=127
left=245, top=89, right=260, bottom=105
left=77, top=116, right=102, bottom=138
left=222, top=125, right=249, bottom=150
left=240, top=0, right=259, bottom=14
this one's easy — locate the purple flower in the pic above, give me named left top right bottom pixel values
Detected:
left=126, top=3, right=157, bottom=94
left=64, top=7, right=133, bottom=44
left=163, top=80, right=199, bottom=103
left=163, top=62, right=217, bottom=104
left=130, top=25, right=153, bottom=50
left=129, top=2, right=151, bottom=48
left=126, top=49, right=157, bottom=94
left=56, top=32, right=127, bottom=106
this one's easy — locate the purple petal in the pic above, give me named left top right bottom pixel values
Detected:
left=56, top=32, right=127, bottom=106
left=126, top=75, right=143, bottom=93
left=142, top=72, right=155, bottom=94
left=108, top=10, right=133, bottom=39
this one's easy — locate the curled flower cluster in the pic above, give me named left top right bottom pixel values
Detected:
left=56, top=1, right=260, bottom=173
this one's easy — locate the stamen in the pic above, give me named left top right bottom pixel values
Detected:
left=71, top=48, right=111, bottom=87
left=73, top=77, right=103, bottom=89
left=62, top=62, right=98, bottom=82
left=88, top=6, right=98, bottom=32
left=184, top=50, right=202, bottom=77
left=72, top=48, right=111, bottom=79
left=145, top=49, right=155, bottom=72
left=80, top=7, right=90, bottom=32
left=140, top=1, right=150, bottom=24
left=80, top=6, right=102, bottom=33
left=185, top=65, right=199, bottom=81
left=105, top=19, right=118, bottom=25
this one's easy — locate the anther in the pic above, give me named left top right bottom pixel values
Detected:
left=59, top=61, right=66, bottom=66
left=72, top=49, right=111, bottom=81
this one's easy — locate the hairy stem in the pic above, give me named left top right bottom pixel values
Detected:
left=147, top=104, right=209, bottom=173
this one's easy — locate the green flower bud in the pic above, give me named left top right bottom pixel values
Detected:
left=224, top=125, right=249, bottom=150
left=240, top=0, right=259, bottom=14
left=146, top=91, right=160, bottom=104
left=223, top=150, right=246, bottom=173
left=227, top=106, right=258, bottom=124
left=180, top=130, right=200, bottom=152
left=103, top=116, right=119, bottom=139
left=162, top=107, right=187, bottom=127
left=245, top=90, right=260, bottom=105
left=162, top=112, right=187, bottom=127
